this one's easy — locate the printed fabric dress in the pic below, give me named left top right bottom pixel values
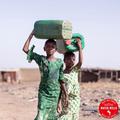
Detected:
left=27, top=49, right=64, bottom=120
left=58, top=67, right=80, bottom=120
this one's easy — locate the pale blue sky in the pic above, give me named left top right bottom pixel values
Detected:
left=0, top=0, right=120, bottom=69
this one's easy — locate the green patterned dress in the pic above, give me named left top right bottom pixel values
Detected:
left=27, top=50, right=64, bottom=120
left=58, top=67, right=80, bottom=120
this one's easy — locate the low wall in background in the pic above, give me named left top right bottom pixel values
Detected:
left=0, top=67, right=120, bottom=83
left=17, top=68, right=40, bottom=82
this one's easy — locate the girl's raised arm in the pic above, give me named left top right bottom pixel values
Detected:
left=75, top=38, right=83, bottom=69
left=23, top=30, right=34, bottom=54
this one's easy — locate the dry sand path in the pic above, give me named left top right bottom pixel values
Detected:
left=0, top=82, right=37, bottom=120
left=0, top=81, right=120, bottom=120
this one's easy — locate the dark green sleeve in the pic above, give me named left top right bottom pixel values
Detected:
left=27, top=49, right=42, bottom=65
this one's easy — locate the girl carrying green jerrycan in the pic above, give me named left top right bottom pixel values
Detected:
left=23, top=30, right=68, bottom=120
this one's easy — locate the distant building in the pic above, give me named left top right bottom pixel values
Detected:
left=0, top=67, right=120, bottom=83
left=81, top=68, right=120, bottom=82
left=0, top=68, right=40, bottom=83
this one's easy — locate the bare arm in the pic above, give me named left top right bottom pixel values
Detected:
left=57, top=90, right=62, bottom=113
left=60, top=81, right=68, bottom=106
left=57, top=81, right=68, bottom=113
left=22, top=30, right=34, bottom=54
left=75, top=38, right=83, bottom=69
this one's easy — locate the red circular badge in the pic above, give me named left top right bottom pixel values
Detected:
left=99, top=99, right=119, bottom=119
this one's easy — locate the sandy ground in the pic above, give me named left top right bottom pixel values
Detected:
left=0, top=80, right=120, bottom=120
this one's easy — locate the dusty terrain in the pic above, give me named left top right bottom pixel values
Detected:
left=0, top=80, right=120, bottom=120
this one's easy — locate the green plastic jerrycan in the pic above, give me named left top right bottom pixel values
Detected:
left=65, top=33, right=85, bottom=52
left=33, top=20, right=72, bottom=39
left=56, top=33, right=85, bottom=53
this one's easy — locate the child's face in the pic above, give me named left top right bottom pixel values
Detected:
left=44, top=42, right=56, bottom=55
left=64, top=56, right=75, bottom=68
